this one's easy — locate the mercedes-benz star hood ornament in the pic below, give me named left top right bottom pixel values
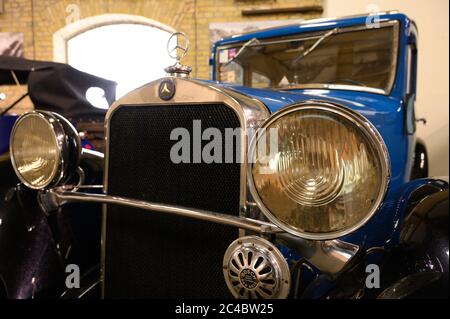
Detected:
left=165, top=32, right=192, bottom=77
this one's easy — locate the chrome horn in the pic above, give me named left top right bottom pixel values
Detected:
left=223, top=236, right=290, bottom=299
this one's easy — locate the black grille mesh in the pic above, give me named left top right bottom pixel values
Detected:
left=105, top=104, right=241, bottom=298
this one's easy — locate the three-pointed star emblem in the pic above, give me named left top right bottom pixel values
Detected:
left=158, top=79, right=176, bottom=101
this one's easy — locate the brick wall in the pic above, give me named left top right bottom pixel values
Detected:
left=0, top=0, right=322, bottom=114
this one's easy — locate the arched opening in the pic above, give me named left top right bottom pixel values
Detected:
left=53, top=14, right=175, bottom=98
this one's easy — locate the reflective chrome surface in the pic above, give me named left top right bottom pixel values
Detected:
left=39, top=189, right=278, bottom=234
left=81, top=148, right=104, bottom=161
left=167, top=31, right=190, bottom=61
left=38, top=188, right=360, bottom=277
left=277, top=233, right=360, bottom=276
left=281, top=84, right=386, bottom=95
left=223, top=236, right=291, bottom=299
left=164, top=32, right=192, bottom=77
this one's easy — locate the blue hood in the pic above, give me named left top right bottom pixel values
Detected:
left=214, top=83, right=412, bottom=193
left=222, top=84, right=403, bottom=126
left=213, top=83, right=415, bottom=248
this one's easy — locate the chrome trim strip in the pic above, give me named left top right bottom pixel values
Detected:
left=81, top=148, right=104, bottom=160
left=40, top=190, right=279, bottom=234
left=388, top=21, right=400, bottom=95
left=247, top=100, right=391, bottom=241
left=78, top=281, right=100, bottom=299
left=280, top=84, right=386, bottom=95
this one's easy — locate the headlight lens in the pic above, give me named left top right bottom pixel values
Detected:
left=10, top=111, right=80, bottom=189
left=249, top=103, right=390, bottom=240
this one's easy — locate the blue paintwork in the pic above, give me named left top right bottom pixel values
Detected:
left=0, top=115, right=18, bottom=154
left=208, top=13, right=423, bottom=249
left=216, top=84, right=414, bottom=248
left=218, top=84, right=411, bottom=191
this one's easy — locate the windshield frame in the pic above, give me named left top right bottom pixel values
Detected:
left=214, top=20, right=400, bottom=96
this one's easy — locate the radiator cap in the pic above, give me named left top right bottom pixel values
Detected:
left=164, top=32, right=192, bottom=77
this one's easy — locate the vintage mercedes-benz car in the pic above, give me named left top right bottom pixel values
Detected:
left=0, top=12, right=448, bottom=299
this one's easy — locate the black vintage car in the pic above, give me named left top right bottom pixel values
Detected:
left=0, top=56, right=115, bottom=298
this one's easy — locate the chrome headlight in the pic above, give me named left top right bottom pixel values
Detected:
left=10, top=111, right=81, bottom=189
left=248, top=102, right=390, bottom=240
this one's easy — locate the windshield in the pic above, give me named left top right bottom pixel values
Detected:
left=215, top=23, right=399, bottom=93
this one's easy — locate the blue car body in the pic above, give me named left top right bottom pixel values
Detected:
left=209, top=13, right=428, bottom=250
left=0, top=115, right=18, bottom=154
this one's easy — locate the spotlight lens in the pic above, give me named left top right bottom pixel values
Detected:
left=11, top=113, right=60, bottom=189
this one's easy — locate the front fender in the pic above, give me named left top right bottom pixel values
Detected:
left=0, top=151, right=104, bottom=299
left=377, top=184, right=449, bottom=298
left=0, top=185, right=65, bottom=298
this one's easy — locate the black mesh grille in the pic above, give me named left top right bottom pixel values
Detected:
left=105, top=104, right=241, bottom=298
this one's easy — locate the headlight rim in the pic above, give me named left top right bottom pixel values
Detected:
left=10, top=111, right=81, bottom=190
left=247, top=100, right=391, bottom=240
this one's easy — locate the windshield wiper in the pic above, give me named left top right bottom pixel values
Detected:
left=291, top=27, right=339, bottom=67
left=224, top=37, right=260, bottom=67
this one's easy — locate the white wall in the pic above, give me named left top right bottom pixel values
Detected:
left=324, top=0, right=449, bottom=177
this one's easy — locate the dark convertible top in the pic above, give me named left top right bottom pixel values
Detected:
left=0, top=56, right=116, bottom=120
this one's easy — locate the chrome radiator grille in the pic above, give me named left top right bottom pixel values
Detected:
left=104, top=104, right=241, bottom=298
